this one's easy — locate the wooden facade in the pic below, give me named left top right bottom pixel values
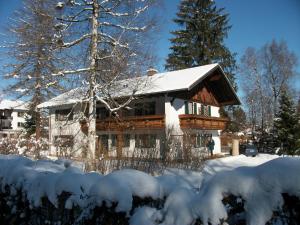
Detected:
left=169, top=69, right=239, bottom=107
left=80, top=114, right=165, bottom=133
left=179, top=114, right=228, bottom=130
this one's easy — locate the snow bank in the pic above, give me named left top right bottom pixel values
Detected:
left=0, top=154, right=299, bottom=225
left=191, top=157, right=300, bottom=225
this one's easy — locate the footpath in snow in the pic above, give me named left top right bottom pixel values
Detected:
left=0, top=154, right=299, bottom=225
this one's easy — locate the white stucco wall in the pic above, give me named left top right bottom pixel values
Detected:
left=164, top=96, right=185, bottom=135
left=11, top=110, right=26, bottom=131
left=210, top=106, right=220, bottom=117
left=49, top=105, right=87, bottom=157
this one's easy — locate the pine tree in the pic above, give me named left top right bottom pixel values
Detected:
left=22, top=114, right=36, bottom=137
left=165, top=0, right=236, bottom=88
left=2, top=0, right=64, bottom=139
left=274, top=91, right=300, bottom=155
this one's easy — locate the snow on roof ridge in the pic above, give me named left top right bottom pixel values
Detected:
left=0, top=99, right=28, bottom=110
left=38, top=63, right=220, bottom=109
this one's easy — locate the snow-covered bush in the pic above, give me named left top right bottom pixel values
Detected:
left=0, top=136, right=49, bottom=158
left=0, top=154, right=299, bottom=225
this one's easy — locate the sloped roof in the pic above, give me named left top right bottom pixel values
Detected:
left=0, top=99, right=28, bottom=110
left=38, top=63, right=240, bottom=108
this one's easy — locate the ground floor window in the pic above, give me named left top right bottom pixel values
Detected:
left=135, top=134, right=156, bottom=148
left=99, top=135, right=109, bottom=153
left=111, top=134, right=117, bottom=148
left=188, top=133, right=211, bottom=148
left=123, top=134, right=130, bottom=147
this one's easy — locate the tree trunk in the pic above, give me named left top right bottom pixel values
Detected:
left=87, top=0, right=99, bottom=165
left=36, top=109, right=41, bottom=140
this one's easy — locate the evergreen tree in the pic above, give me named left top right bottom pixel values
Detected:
left=226, top=106, right=247, bottom=132
left=22, top=114, right=36, bottom=137
left=165, top=0, right=236, bottom=88
left=274, top=91, right=300, bottom=155
left=2, top=0, right=64, bottom=139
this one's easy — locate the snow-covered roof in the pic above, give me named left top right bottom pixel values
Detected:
left=38, top=63, right=240, bottom=108
left=0, top=99, right=28, bottom=111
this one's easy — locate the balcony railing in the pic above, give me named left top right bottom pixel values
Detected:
left=179, top=114, right=228, bottom=130
left=80, top=115, right=165, bottom=132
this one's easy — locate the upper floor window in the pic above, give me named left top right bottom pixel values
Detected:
left=134, top=102, right=155, bottom=116
left=185, top=101, right=211, bottom=116
left=1, top=110, right=12, bottom=118
left=18, top=112, right=25, bottom=117
left=123, top=134, right=130, bottom=147
left=96, top=107, right=109, bottom=120
left=17, top=122, right=23, bottom=127
left=55, top=109, right=73, bottom=121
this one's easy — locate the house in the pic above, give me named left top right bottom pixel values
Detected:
left=38, top=63, right=240, bottom=158
left=0, top=99, right=28, bottom=138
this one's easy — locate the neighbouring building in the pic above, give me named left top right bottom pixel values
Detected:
left=0, top=99, right=28, bottom=138
left=38, top=64, right=240, bottom=158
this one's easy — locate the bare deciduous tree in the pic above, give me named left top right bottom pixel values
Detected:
left=52, top=0, right=160, bottom=161
left=261, top=40, right=298, bottom=115
left=239, top=40, right=298, bottom=132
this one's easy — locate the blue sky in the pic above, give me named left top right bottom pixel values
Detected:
left=0, top=0, right=300, bottom=97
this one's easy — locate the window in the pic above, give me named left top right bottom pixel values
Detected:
left=99, top=135, right=109, bottom=152
left=191, top=134, right=207, bottom=148
left=4, top=110, right=12, bottom=118
left=17, top=122, right=23, bottom=127
left=18, top=112, right=25, bottom=117
left=134, top=102, right=155, bottom=116
left=134, top=103, right=143, bottom=116
left=111, top=134, right=117, bottom=147
left=55, top=109, right=73, bottom=121
left=123, top=134, right=130, bottom=147
left=184, top=101, right=195, bottom=114
left=135, top=134, right=156, bottom=148
left=144, top=102, right=155, bottom=115
left=96, top=107, right=109, bottom=119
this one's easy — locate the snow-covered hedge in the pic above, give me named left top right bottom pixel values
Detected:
left=0, top=154, right=299, bottom=225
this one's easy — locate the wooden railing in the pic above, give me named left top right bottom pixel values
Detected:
left=80, top=115, right=165, bottom=132
left=179, top=114, right=228, bottom=130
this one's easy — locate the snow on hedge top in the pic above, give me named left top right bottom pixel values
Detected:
left=38, top=63, right=230, bottom=108
left=0, top=99, right=28, bottom=110
left=0, top=154, right=299, bottom=225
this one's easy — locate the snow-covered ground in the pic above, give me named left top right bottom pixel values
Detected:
left=0, top=154, right=299, bottom=225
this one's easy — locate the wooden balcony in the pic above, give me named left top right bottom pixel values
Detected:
left=81, top=115, right=165, bottom=132
left=179, top=114, right=228, bottom=130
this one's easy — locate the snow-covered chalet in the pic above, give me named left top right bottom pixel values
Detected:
left=38, top=64, right=240, bottom=158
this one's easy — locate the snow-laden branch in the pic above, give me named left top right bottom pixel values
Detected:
left=95, top=92, right=136, bottom=113
left=99, top=32, right=129, bottom=49
left=60, top=33, right=91, bottom=48
left=99, top=22, right=147, bottom=32
left=52, top=67, right=91, bottom=76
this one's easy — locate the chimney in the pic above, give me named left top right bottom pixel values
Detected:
left=146, top=68, right=158, bottom=76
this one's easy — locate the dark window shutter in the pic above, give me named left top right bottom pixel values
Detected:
left=185, top=101, right=189, bottom=114
left=201, top=104, right=205, bottom=115
left=208, top=106, right=211, bottom=116
left=193, top=103, right=197, bottom=114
